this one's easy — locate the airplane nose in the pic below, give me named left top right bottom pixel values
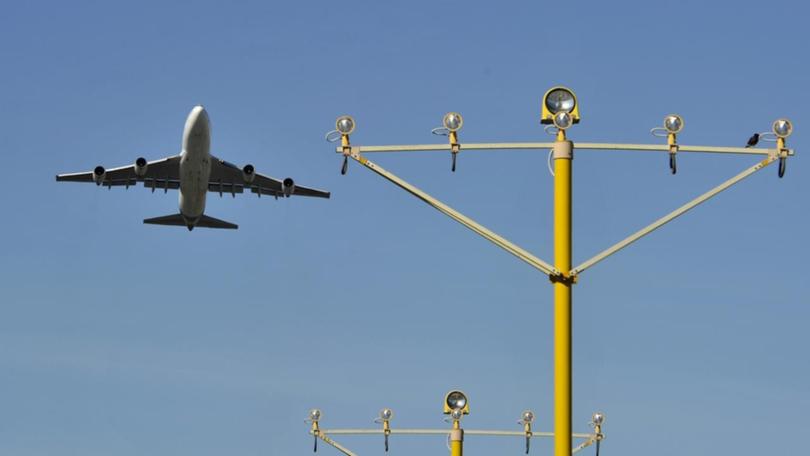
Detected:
left=183, top=105, right=211, bottom=142
left=187, top=105, right=209, bottom=131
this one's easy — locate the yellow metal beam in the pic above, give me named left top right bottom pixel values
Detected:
left=552, top=139, right=573, bottom=456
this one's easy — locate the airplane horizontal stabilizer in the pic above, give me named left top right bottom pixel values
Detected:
left=195, top=214, right=238, bottom=229
left=143, top=214, right=238, bottom=230
left=143, top=214, right=186, bottom=226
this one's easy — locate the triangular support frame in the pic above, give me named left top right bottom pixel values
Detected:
left=344, top=142, right=789, bottom=280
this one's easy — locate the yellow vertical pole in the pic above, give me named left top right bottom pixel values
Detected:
left=450, top=420, right=463, bottom=456
left=553, top=132, right=573, bottom=456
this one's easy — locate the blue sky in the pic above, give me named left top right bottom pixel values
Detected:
left=1, top=1, right=808, bottom=455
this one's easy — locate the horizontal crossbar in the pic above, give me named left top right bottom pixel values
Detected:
left=337, top=142, right=791, bottom=156
left=316, top=428, right=594, bottom=439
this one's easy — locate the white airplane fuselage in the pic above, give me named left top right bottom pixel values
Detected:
left=178, top=105, right=212, bottom=226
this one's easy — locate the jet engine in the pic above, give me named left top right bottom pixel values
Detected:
left=242, top=164, right=255, bottom=184
left=93, top=166, right=106, bottom=185
left=134, top=157, right=148, bottom=177
left=282, top=177, right=295, bottom=197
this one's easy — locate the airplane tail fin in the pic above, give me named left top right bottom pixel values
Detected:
left=143, top=214, right=238, bottom=230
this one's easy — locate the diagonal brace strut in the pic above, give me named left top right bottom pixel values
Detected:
left=315, top=432, right=358, bottom=456
left=571, top=155, right=778, bottom=276
left=347, top=149, right=557, bottom=276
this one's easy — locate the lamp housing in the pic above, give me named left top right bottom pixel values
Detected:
left=443, top=390, right=470, bottom=415
left=443, top=112, right=464, bottom=132
left=541, top=86, right=580, bottom=125
left=773, top=118, right=793, bottom=138
left=336, top=115, right=356, bottom=135
left=664, top=114, right=684, bottom=133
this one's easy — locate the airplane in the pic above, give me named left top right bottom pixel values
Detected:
left=56, top=105, right=330, bottom=230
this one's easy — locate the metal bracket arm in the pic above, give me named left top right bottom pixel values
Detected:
left=571, top=155, right=778, bottom=276
left=348, top=150, right=557, bottom=276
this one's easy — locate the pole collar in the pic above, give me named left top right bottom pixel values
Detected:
left=552, top=140, right=574, bottom=160
left=549, top=271, right=577, bottom=285
left=450, top=429, right=464, bottom=442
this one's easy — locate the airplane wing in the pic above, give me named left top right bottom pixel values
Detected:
left=209, top=156, right=330, bottom=199
left=56, top=155, right=330, bottom=199
left=55, top=156, right=181, bottom=190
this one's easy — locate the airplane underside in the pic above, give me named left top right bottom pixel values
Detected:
left=55, top=105, right=330, bottom=230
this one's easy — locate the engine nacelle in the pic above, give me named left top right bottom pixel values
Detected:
left=282, top=177, right=295, bottom=197
left=93, top=166, right=106, bottom=185
left=134, top=157, right=148, bottom=177
left=242, top=164, right=255, bottom=184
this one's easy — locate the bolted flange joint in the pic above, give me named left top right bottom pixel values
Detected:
left=549, top=271, right=577, bottom=285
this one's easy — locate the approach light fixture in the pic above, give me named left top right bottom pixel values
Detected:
left=662, top=114, right=683, bottom=174
left=308, top=409, right=322, bottom=453
left=520, top=410, right=536, bottom=455
left=439, top=112, right=464, bottom=172
left=379, top=408, right=393, bottom=421
left=443, top=112, right=464, bottom=132
left=773, top=118, right=793, bottom=138
left=443, top=390, right=470, bottom=415
left=553, top=111, right=574, bottom=130
left=336, top=115, right=356, bottom=135
left=772, top=118, right=793, bottom=178
left=541, top=86, right=580, bottom=125
left=376, top=408, right=394, bottom=452
left=334, top=115, right=356, bottom=175
left=664, top=114, right=684, bottom=133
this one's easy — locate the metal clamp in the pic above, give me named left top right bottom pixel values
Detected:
left=450, top=131, right=460, bottom=172
left=777, top=137, right=789, bottom=178
left=549, top=271, right=577, bottom=285
left=668, top=133, right=679, bottom=175
left=340, top=136, right=352, bottom=175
